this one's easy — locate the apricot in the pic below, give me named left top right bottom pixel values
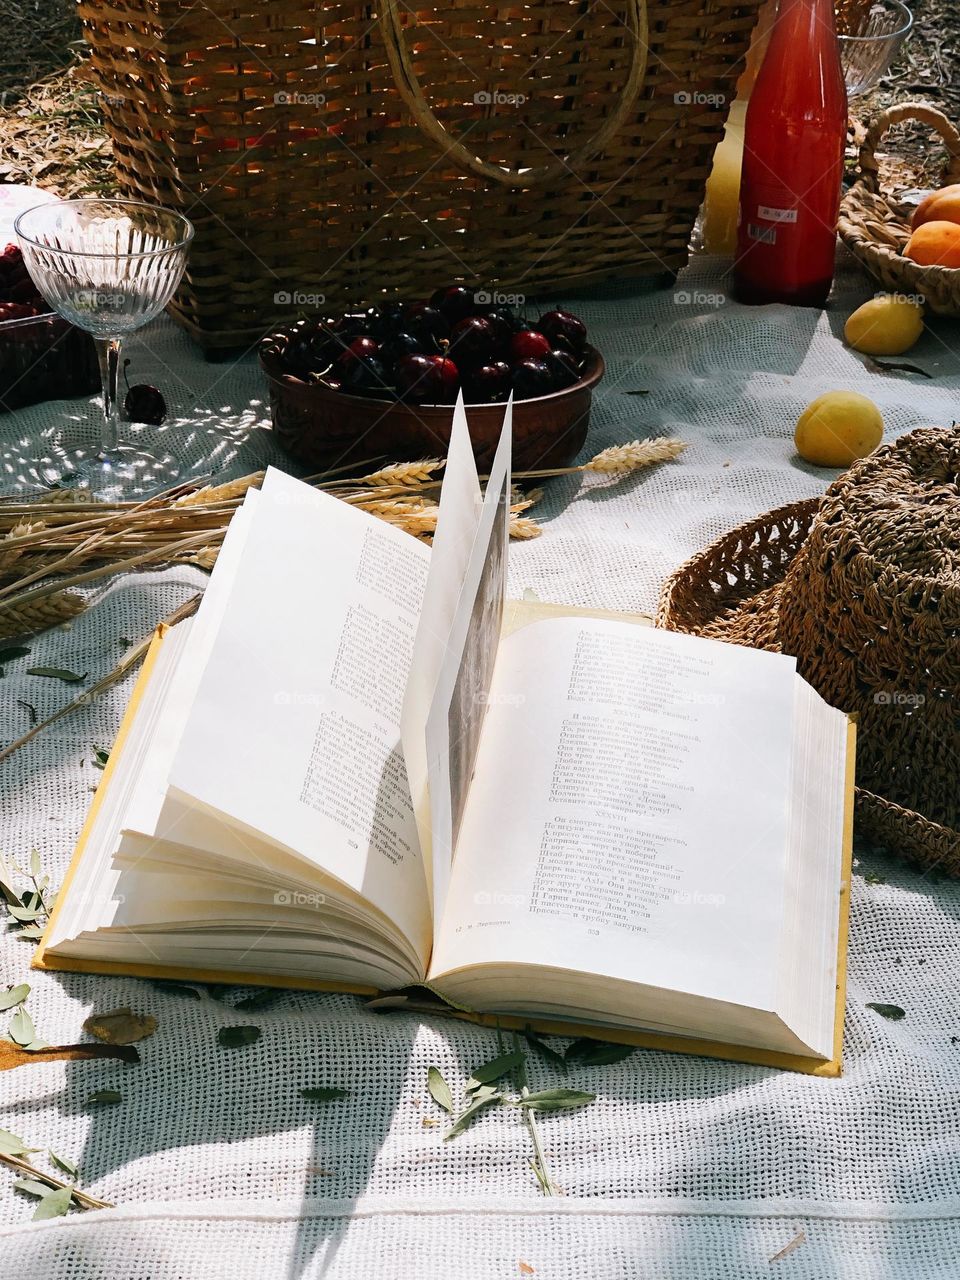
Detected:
left=912, top=183, right=960, bottom=229
left=904, top=220, right=960, bottom=269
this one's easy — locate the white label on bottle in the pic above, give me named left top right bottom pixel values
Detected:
left=758, top=205, right=798, bottom=223
left=748, top=223, right=777, bottom=244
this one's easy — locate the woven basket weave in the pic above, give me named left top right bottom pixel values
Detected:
left=77, top=0, right=761, bottom=351
left=838, top=101, right=960, bottom=317
left=657, top=427, right=960, bottom=877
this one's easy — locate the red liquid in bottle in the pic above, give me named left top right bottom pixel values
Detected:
left=734, top=0, right=847, bottom=307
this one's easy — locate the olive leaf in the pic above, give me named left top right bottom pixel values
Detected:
left=29, top=849, right=41, bottom=879
left=32, top=1187, right=72, bottom=1220
left=521, top=1030, right=567, bottom=1071
left=445, top=1085, right=502, bottom=1140
left=217, top=1025, right=261, bottom=1048
left=13, top=1178, right=46, bottom=1198
left=149, top=980, right=203, bottom=1000
left=0, top=645, right=30, bottom=662
left=563, top=1038, right=636, bottom=1066
left=90, top=748, right=110, bottom=771
left=9, top=1007, right=36, bottom=1047
left=48, top=1150, right=78, bottom=1179
left=14, top=924, right=43, bottom=940
left=866, top=1002, right=906, bottom=1021
left=0, top=1128, right=38, bottom=1157
left=516, top=1088, right=596, bottom=1112
left=0, top=984, right=29, bottom=1012
left=233, top=988, right=279, bottom=1011
left=427, top=1066, right=454, bottom=1114
left=465, top=1050, right=525, bottom=1093
left=87, top=1090, right=122, bottom=1106
left=6, top=904, right=42, bottom=923
left=17, top=700, right=37, bottom=726
left=83, top=1008, right=157, bottom=1045
left=300, top=1086, right=350, bottom=1101
left=26, top=667, right=87, bottom=683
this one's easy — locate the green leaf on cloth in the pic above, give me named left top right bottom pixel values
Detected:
left=427, top=1066, right=453, bottom=1114
left=218, top=1025, right=261, bottom=1048
left=867, top=1002, right=906, bottom=1021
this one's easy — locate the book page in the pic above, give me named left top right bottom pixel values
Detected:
left=168, top=469, right=432, bottom=967
left=401, top=395, right=483, bottom=907
left=424, top=405, right=511, bottom=929
left=430, top=617, right=798, bottom=1012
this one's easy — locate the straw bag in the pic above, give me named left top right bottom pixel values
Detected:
left=838, top=101, right=960, bottom=316
left=657, top=427, right=960, bottom=876
left=77, top=0, right=762, bottom=351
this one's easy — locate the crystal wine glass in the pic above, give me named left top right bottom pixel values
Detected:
left=838, top=0, right=913, bottom=100
left=15, top=198, right=194, bottom=498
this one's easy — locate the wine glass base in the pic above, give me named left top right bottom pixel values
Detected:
left=36, top=445, right=180, bottom=502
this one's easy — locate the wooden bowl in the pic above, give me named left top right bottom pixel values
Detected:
left=259, top=334, right=605, bottom=472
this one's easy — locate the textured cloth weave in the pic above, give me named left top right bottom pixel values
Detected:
left=0, top=251, right=959, bottom=1278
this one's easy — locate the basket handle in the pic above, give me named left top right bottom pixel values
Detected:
left=378, top=0, right=649, bottom=189
left=858, top=101, right=960, bottom=193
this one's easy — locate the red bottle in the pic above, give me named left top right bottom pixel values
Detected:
left=734, top=0, right=847, bottom=307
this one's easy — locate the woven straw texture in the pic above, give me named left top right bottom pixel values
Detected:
left=76, top=0, right=761, bottom=349
left=839, top=102, right=960, bottom=316
left=2, top=253, right=960, bottom=1276
left=656, top=464, right=960, bottom=877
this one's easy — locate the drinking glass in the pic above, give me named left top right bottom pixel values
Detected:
left=15, top=199, right=194, bottom=498
left=838, top=0, right=913, bottom=99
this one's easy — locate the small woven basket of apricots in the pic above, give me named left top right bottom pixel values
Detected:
left=839, top=102, right=960, bottom=316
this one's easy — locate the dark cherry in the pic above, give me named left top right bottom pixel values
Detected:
left=333, top=311, right=375, bottom=339
left=395, top=353, right=459, bottom=404
left=486, top=305, right=524, bottom=335
left=511, top=358, right=555, bottom=400
left=372, top=302, right=408, bottom=337
left=405, top=301, right=450, bottom=342
left=125, top=383, right=167, bottom=425
left=336, top=335, right=380, bottom=366
left=448, top=316, right=497, bottom=369
left=482, top=311, right=515, bottom=355
left=340, top=354, right=391, bottom=396
left=0, top=301, right=38, bottom=322
left=463, top=360, right=512, bottom=404
left=379, top=330, right=426, bottom=367
left=546, top=347, right=580, bottom=389
left=283, top=332, right=336, bottom=376
left=510, top=328, right=552, bottom=361
left=431, top=285, right=476, bottom=325
left=538, top=308, right=587, bottom=353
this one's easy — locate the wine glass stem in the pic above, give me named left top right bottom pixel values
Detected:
left=95, top=336, right=122, bottom=460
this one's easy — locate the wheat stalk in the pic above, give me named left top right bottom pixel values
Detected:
left=509, top=516, right=542, bottom=539
left=0, top=590, right=86, bottom=640
left=351, top=460, right=445, bottom=488
left=0, top=520, right=46, bottom=576
left=584, top=438, right=688, bottom=472
left=174, top=471, right=265, bottom=507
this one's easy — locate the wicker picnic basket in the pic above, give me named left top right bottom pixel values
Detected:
left=838, top=101, right=960, bottom=317
left=657, top=426, right=960, bottom=877
left=77, top=0, right=762, bottom=352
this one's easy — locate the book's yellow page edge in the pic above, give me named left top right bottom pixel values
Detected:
left=32, top=623, right=377, bottom=997
left=33, top=625, right=170, bottom=976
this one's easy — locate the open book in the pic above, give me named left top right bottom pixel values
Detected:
left=36, top=400, right=855, bottom=1074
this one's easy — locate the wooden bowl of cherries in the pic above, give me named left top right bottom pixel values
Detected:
left=259, top=286, right=604, bottom=472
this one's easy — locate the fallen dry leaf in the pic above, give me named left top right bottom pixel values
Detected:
left=83, top=1008, right=157, bottom=1045
left=518, top=1263, right=536, bottom=1276
left=0, top=1039, right=139, bottom=1070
